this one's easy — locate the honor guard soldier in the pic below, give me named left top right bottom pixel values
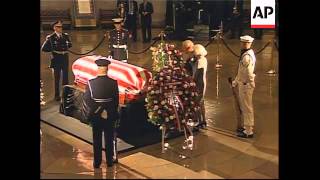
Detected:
left=108, top=18, right=130, bottom=63
left=41, top=20, right=72, bottom=101
left=82, top=59, right=120, bottom=168
left=232, top=35, right=256, bottom=138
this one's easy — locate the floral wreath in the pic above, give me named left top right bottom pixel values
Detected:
left=146, top=43, right=201, bottom=131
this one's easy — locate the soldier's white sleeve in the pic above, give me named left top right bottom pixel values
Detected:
left=242, top=55, right=256, bottom=87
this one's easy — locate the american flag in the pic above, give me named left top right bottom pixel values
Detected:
left=72, top=55, right=152, bottom=103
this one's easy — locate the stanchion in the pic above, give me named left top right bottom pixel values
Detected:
left=216, top=68, right=220, bottom=99
left=266, top=39, right=278, bottom=76
left=213, top=21, right=224, bottom=69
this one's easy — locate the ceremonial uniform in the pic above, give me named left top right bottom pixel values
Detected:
left=108, top=18, right=130, bottom=63
left=82, top=59, right=120, bottom=168
left=232, top=35, right=256, bottom=138
left=41, top=21, right=72, bottom=100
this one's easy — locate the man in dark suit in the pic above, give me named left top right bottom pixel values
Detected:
left=41, top=20, right=72, bottom=101
left=206, top=0, right=226, bottom=39
left=126, top=0, right=138, bottom=41
left=82, top=59, right=120, bottom=168
left=227, top=0, right=244, bottom=39
left=139, top=0, right=153, bottom=42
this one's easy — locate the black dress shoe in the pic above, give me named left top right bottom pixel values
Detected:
left=237, top=131, right=254, bottom=138
left=236, top=127, right=245, bottom=133
left=93, top=163, right=101, bottom=169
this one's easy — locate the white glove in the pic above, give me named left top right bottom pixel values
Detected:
left=232, top=80, right=237, bottom=87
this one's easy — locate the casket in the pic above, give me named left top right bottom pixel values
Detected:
left=72, top=55, right=152, bottom=104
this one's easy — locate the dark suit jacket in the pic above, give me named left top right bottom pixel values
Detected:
left=139, top=1, right=153, bottom=26
left=127, top=0, right=138, bottom=16
left=82, top=76, right=119, bottom=121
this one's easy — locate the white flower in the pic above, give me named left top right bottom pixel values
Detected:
left=165, top=117, right=170, bottom=122
left=154, top=100, right=158, bottom=104
left=145, top=98, right=148, bottom=102
left=158, top=110, right=162, bottom=114
left=161, top=100, right=166, bottom=105
left=154, top=105, right=159, bottom=110
left=150, top=90, right=155, bottom=94
left=169, top=115, right=174, bottom=119
left=159, top=77, right=163, bottom=81
left=166, top=76, right=171, bottom=80
left=183, top=84, right=188, bottom=88
left=160, top=72, right=164, bottom=76
left=184, top=97, right=188, bottom=101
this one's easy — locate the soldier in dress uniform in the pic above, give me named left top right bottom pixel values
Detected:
left=82, top=59, right=120, bottom=168
left=232, top=35, right=256, bottom=138
left=41, top=20, right=72, bottom=101
left=107, top=18, right=130, bottom=63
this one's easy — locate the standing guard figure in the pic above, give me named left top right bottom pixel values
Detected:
left=82, top=59, right=120, bottom=168
left=41, top=20, right=72, bottom=101
left=108, top=18, right=130, bottom=63
left=232, top=35, right=256, bottom=138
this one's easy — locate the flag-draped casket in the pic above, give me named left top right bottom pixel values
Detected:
left=72, top=55, right=152, bottom=104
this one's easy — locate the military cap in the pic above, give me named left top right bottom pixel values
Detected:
left=51, top=20, right=63, bottom=28
left=112, top=18, right=123, bottom=24
left=240, top=35, right=254, bottom=43
left=95, top=59, right=111, bottom=66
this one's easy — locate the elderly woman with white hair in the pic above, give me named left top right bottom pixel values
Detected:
left=181, top=40, right=196, bottom=76
left=193, top=44, right=208, bottom=128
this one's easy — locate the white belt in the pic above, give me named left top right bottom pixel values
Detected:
left=53, top=50, right=68, bottom=55
left=112, top=45, right=127, bottom=49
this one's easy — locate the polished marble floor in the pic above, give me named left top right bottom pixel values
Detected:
left=40, top=27, right=278, bottom=179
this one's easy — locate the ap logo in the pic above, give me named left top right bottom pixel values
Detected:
left=251, top=0, right=275, bottom=28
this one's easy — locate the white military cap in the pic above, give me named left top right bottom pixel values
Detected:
left=112, top=18, right=123, bottom=24
left=240, top=35, right=254, bottom=43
